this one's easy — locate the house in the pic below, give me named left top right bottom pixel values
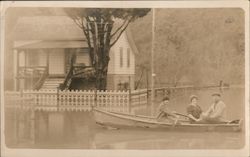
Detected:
left=11, top=16, right=138, bottom=91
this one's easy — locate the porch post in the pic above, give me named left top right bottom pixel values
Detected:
left=46, top=50, right=49, bottom=75
left=14, top=49, right=19, bottom=91
left=24, top=50, right=27, bottom=90
left=24, top=50, right=27, bottom=68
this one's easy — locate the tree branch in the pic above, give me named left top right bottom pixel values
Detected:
left=111, top=19, right=127, bottom=37
left=81, top=18, right=92, bottom=48
left=72, top=18, right=84, bottom=29
left=110, top=18, right=133, bottom=47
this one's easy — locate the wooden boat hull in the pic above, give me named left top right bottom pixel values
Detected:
left=93, top=109, right=242, bottom=132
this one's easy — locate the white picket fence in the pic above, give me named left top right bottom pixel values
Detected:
left=131, top=89, right=148, bottom=108
left=5, top=89, right=148, bottom=113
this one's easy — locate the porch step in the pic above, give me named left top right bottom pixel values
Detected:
left=41, top=78, right=64, bottom=90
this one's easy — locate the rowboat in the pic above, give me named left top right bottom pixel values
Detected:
left=93, top=108, right=242, bottom=132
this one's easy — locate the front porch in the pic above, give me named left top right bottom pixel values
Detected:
left=14, top=50, right=66, bottom=91
left=14, top=40, right=91, bottom=91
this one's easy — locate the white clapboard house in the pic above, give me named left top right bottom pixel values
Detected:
left=11, top=16, right=138, bottom=91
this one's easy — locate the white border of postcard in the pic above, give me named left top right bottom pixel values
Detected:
left=0, top=1, right=249, bottom=157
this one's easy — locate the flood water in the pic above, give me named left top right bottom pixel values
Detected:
left=5, top=88, right=245, bottom=149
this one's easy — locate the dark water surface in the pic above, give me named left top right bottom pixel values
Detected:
left=5, top=88, right=245, bottom=149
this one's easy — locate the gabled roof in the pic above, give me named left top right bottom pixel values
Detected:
left=15, top=40, right=88, bottom=49
left=125, top=27, right=139, bottom=55
left=12, top=16, right=84, bottom=40
left=12, top=16, right=139, bottom=54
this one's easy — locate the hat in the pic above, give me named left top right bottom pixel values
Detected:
left=212, top=92, right=221, bottom=97
left=190, top=95, right=198, bottom=101
left=162, top=96, right=169, bottom=101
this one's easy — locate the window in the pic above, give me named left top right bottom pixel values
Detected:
left=27, top=50, right=39, bottom=66
left=75, top=48, right=90, bottom=66
left=120, top=47, right=123, bottom=67
left=127, top=48, right=130, bottom=67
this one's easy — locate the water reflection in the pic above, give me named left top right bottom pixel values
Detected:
left=5, top=88, right=245, bottom=149
left=93, top=129, right=244, bottom=149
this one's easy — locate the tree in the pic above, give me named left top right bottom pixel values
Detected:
left=130, top=8, right=244, bottom=87
left=64, top=8, right=150, bottom=90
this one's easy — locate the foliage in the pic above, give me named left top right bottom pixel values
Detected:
left=65, top=8, right=150, bottom=89
left=130, top=8, right=245, bottom=87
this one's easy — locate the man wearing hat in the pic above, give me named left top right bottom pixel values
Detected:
left=199, top=92, right=226, bottom=123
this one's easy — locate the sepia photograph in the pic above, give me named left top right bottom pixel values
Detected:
left=0, top=1, right=249, bottom=157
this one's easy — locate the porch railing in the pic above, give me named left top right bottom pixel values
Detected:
left=33, top=67, right=48, bottom=90
left=60, top=65, right=95, bottom=90
left=60, top=65, right=74, bottom=90
left=17, top=66, right=49, bottom=90
left=18, top=66, right=47, bottom=78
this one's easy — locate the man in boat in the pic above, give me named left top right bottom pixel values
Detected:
left=156, top=96, right=179, bottom=121
left=186, top=95, right=203, bottom=122
left=198, top=92, right=226, bottom=123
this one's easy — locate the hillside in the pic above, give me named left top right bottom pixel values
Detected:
left=130, top=8, right=245, bottom=88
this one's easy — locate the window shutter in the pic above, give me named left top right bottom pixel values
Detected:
left=120, top=47, right=123, bottom=67
left=127, top=48, right=130, bottom=67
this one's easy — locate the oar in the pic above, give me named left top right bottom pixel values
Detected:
left=156, top=111, right=166, bottom=119
left=174, top=112, right=189, bottom=118
left=174, top=112, right=240, bottom=124
left=228, top=119, right=240, bottom=124
left=220, top=119, right=241, bottom=124
left=173, top=112, right=197, bottom=121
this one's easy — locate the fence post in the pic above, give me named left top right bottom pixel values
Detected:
left=13, top=92, right=20, bottom=144
left=29, top=108, right=35, bottom=144
left=94, top=89, right=97, bottom=110
left=36, top=91, right=39, bottom=107
left=128, top=89, right=131, bottom=113
left=57, top=87, right=59, bottom=111
left=17, top=89, right=24, bottom=143
left=128, top=76, right=132, bottom=113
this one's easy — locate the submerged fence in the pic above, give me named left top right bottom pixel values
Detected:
left=5, top=83, right=229, bottom=113
left=5, top=89, right=148, bottom=113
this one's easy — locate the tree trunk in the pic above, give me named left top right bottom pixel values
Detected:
left=95, top=47, right=110, bottom=90
left=95, top=68, right=108, bottom=90
left=90, top=20, right=112, bottom=90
